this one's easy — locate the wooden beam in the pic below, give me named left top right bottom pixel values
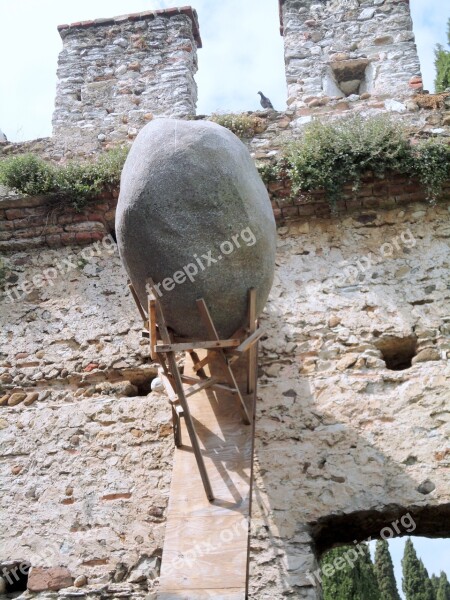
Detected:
left=191, top=354, right=210, bottom=374
left=155, top=339, right=240, bottom=353
left=247, top=289, right=258, bottom=395
left=128, top=282, right=147, bottom=322
left=196, top=299, right=251, bottom=425
left=184, top=377, right=218, bottom=398
left=148, top=296, right=158, bottom=361
left=233, top=328, right=265, bottom=355
left=158, top=351, right=254, bottom=599
left=245, top=288, right=258, bottom=597
left=148, top=280, right=214, bottom=502
left=159, top=369, right=178, bottom=403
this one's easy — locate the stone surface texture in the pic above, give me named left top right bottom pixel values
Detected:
left=116, top=118, right=277, bottom=339
left=52, top=9, right=200, bottom=152
left=0, top=2, right=450, bottom=599
left=1, top=198, right=450, bottom=599
left=280, top=0, right=422, bottom=110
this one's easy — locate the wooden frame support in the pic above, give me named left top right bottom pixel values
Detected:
left=129, top=278, right=260, bottom=504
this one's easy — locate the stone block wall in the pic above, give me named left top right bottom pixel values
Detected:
left=52, top=8, right=201, bottom=153
left=279, top=0, right=422, bottom=110
left=1, top=196, right=450, bottom=599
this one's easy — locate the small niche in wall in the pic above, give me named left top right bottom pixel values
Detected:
left=375, top=335, right=418, bottom=371
left=0, top=561, right=30, bottom=594
left=326, top=58, right=370, bottom=97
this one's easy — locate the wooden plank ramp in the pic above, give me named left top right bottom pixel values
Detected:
left=157, top=351, right=255, bottom=600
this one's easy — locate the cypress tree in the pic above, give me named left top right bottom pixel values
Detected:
left=374, top=539, right=401, bottom=600
left=420, top=560, right=436, bottom=600
left=436, top=572, right=450, bottom=600
left=432, top=575, right=441, bottom=597
left=354, top=543, right=382, bottom=600
left=402, top=539, right=435, bottom=600
left=321, top=543, right=381, bottom=600
left=322, top=546, right=355, bottom=600
left=434, top=19, right=450, bottom=92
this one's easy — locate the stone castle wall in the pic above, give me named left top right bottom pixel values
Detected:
left=1, top=2, right=450, bottom=598
left=280, top=0, right=422, bottom=110
left=1, top=197, right=449, bottom=599
left=1, top=172, right=450, bottom=256
left=52, top=8, right=201, bottom=153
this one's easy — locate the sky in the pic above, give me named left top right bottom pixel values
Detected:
left=0, top=0, right=448, bottom=142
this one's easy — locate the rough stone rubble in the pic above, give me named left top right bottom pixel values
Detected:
left=0, top=0, right=450, bottom=597
left=280, top=0, right=422, bottom=111
left=52, top=9, right=200, bottom=153
left=1, top=200, right=449, bottom=599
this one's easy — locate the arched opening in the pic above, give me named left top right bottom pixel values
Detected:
left=309, top=505, right=450, bottom=598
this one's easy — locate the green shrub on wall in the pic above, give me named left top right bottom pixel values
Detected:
left=1, top=116, right=448, bottom=211
left=0, top=154, right=56, bottom=196
left=258, top=115, right=450, bottom=205
left=0, top=146, right=129, bottom=211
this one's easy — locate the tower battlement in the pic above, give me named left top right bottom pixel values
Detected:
left=279, top=0, right=422, bottom=109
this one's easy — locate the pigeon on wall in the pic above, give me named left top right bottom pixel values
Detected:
left=258, top=91, right=274, bottom=110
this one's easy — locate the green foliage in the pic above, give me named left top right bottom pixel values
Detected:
left=436, top=572, right=450, bottom=600
left=209, top=113, right=266, bottom=138
left=321, top=543, right=381, bottom=600
left=286, top=116, right=408, bottom=204
left=434, top=19, right=450, bottom=93
left=374, top=540, right=401, bottom=600
left=402, top=539, right=435, bottom=600
left=0, top=146, right=129, bottom=212
left=256, top=159, right=284, bottom=185
left=411, top=138, right=450, bottom=202
left=259, top=115, right=450, bottom=206
left=0, top=153, right=56, bottom=196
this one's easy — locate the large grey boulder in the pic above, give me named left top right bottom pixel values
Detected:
left=116, top=118, right=276, bottom=340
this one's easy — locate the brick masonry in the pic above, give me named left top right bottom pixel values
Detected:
left=2, top=174, right=449, bottom=253
left=0, top=192, right=117, bottom=252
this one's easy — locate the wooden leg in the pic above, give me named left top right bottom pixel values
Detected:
left=247, top=289, right=257, bottom=395
left=128, top=282, right=147, bottom=322
left=196, top=299, right=251, bottom=425
left=189, top=351, right=209, bottom=378
left=166, top=351, right=214, bottom=501
left=246, top=289, right=258, bottom=600
left=148, top=280, right=214, bottom=502
left=171, top=403, right=182, bottom=447
left=148, top=295, right=158, bottom=362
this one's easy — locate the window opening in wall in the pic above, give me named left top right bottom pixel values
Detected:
left=328, top=59, right=370, bottom=97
